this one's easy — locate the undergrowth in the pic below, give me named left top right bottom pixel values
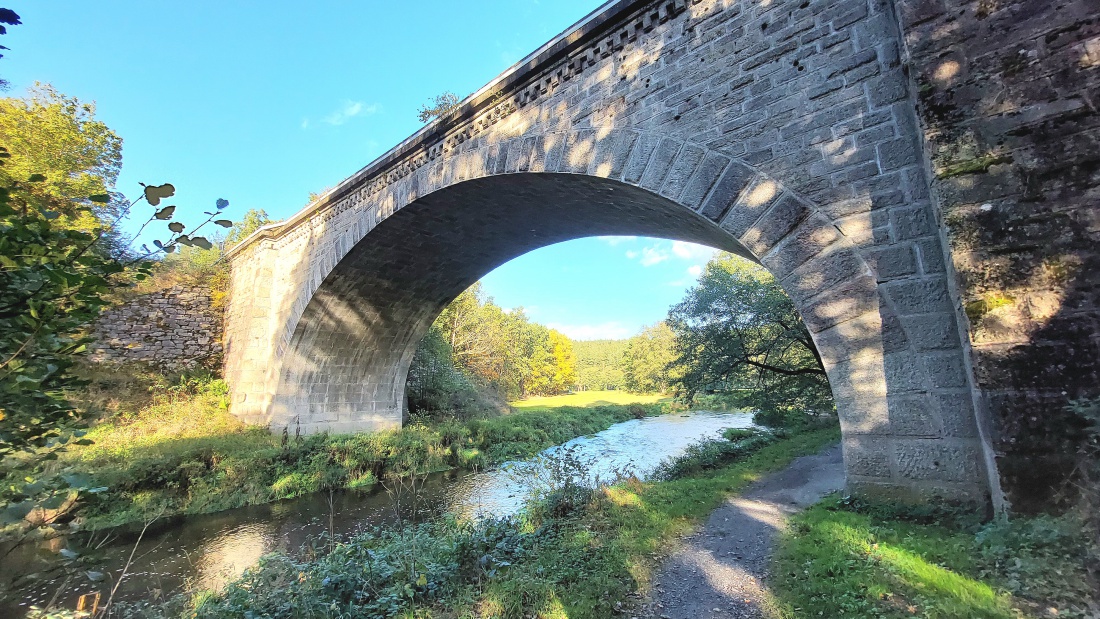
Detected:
left=4, top=367, right=679, bottom=532
left=105, top=425, right=842, bottom=619
left=772, top=495, right=1099, bottom=618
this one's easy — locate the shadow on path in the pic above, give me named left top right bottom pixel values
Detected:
left=649, top=444, right=844, bottom=618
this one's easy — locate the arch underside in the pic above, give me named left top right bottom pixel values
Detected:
left=271, top=173, right=746, bottom=432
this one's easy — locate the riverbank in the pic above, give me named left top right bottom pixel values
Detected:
left=127, top=422, right=1099, bottom=619
left=3, top=374, right=682, bottom=535
left=137, top=426, right=841, bottom=619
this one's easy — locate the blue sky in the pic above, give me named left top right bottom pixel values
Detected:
left=3, top=1, right=719, bottom=340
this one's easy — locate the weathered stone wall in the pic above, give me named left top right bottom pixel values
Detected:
left=894, top=0, right=1099, bottom=509
left=90, top=285, right=224, bottom=370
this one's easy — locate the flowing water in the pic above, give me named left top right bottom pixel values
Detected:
left=0, top=410, right=753, bottom=616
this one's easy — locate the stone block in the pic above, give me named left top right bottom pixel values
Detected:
left=698, top=162, right=756, bottom=221
left=843, top=436, right=893, bottom=477
left=739, top=193, right=811, bottom=257
left=894, top=439, right=983, bottom=483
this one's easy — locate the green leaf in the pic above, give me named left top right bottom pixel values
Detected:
left=144, top=183, right=175, bottom=206
left=216, top=198, right=229, bottom=210
left=27, top=173, right=46, bottom=182
left=191, top=236, right=213, bottom=250
left=167, top=221, right=185, bottom=233
left=163, top=244, right=176, bottom=253
left=154, top=205, right=176, bottom=220
left=88, top=193, right=110, bottom=204
left=214, top=219, right=233, bottom=228
left=0, top=501, right=33, bottom=525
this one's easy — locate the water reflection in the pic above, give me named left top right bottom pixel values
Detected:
left=0, top=411, right=751, bottom=616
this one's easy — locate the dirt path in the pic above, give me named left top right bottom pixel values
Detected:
left=644, top=444, right=844, bottom=619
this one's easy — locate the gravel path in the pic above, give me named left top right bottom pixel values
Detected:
left=644, top=444, right=844, bottom=619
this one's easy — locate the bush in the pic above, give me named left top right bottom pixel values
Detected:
left=651, top=428, right=778, bottom=480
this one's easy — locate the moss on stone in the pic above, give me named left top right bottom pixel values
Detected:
left=936, top=154, right=1014, bottom=179
left=964, top=292, right=1015, bottom=323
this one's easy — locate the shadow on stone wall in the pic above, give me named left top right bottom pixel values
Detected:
left=896, top=0, right=1100, bottom=510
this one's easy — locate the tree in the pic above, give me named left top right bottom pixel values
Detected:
left=0, top=83, right=128, bottom=254
left=621, top=323, right=678, bottom=394
left=423, top=282, right=578, bottom=400
left=574, top=339, right=627, bottom=391
left=224, top=208, right=273, bottom=248
left=548, top=330, right=577, bottom=394
left=667, top=254, right=832, bottom=424
left=0, top=85, right=234, bottom=524
left=417, top=91, right=461, bottom=123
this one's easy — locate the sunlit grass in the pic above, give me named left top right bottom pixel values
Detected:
left=509, top=389, right=670, bottom=410
left=772, top=501, right=1022, bottom=618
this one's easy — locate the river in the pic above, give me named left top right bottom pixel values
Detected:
left=0, top=410, right=753, bottom=616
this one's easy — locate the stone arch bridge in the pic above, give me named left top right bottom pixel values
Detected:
left=225, top=0, right=1100, bottom=507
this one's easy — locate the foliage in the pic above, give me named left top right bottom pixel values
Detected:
left=429, top=282, right=577, bottom=400
left=222, top=207, right=272, bottom=248
left=0, top=83, right=127, bottom=253
left=573, top=338, right=627, bottom=391
left=621, top=322, right=677, bottom=393
left=0, top=176, right=120, bottom=471
left=416, top=91, right=461, bottom=123
left=650, top=427, right=779, bottom=480
left=668, top=254, right=833, bottom=426
left=407, top=325, right=498, bottom=421
left=772, top=496, right=1099, bottom=618
left=136, top=427, right=841, bottom=619
left=0, top=83, right=234, bottom=529
left=3, top=366, right=674, bottom=531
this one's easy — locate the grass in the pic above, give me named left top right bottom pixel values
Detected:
left=771, top=497, right=1099, bottom=618
left=508, top=390, right=671, bottom=411
left=7, top=371, right=683, bottom=532
left=171, top=425, right=842, bottom=619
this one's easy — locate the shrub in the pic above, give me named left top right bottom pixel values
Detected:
left=651, top=428, right=777, bottom=480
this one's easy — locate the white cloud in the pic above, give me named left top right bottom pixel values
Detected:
left=687, top=264, right=703, bottom=277
left=300, top=118, right=310, bottom=130
left=672, top=240, right=718, bottom=261
left=321, top=100, right=379, bottom=126
left=639, top=246, right=669, bottom=266
left=548, top=321, right=635, bottom=341
left=597, top=235, right=637, bottom=246
left=625, top=250, right=638, bottom=259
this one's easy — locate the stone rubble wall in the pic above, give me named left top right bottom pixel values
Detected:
left=895, top=0, right=1100, bottom=510
left=90, top=285, right=224, bottom=370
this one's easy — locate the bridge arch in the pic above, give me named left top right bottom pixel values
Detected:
left=224, top=0, right=1000, bottom=503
